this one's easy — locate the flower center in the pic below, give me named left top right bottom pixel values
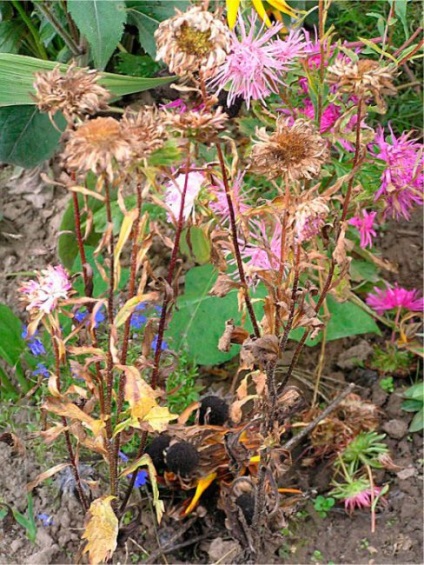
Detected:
left=176, top=23, right=212, bottom=57
left=77, top=118, right=121, bottom=149
left=272, top=132, right=309, bottom=164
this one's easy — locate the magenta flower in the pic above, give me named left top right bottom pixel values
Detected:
left=209, top=12, right=284, bottom=108
left=344, top=485, right=382, bottom=514
left=348, top=210, right=377, bottom=248
left=209, top=172, right=249, bottom=222
left=300, top=99, right=341, bottom=133
left=366, top=284, right=424, bottom=315
left=19, top=265, right=71, bottom=314
left=372, top=125, right=424, bottom=220
left=269, top=28, right=306, bottom=68
left=164, top=171, right=205, bottom=223
left=240, top=222, right=282, bottom=271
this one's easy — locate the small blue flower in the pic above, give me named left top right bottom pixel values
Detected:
left=151, top=335, right=168, bottom=351
left=74, top=309, right=88, bottom=324
left=118, top=451, right=129, bottom=462
left=37, top=513, right=53, bottom=526
left=22, top=326, right=46, bottom=357
left=130, top=303, right=148, bottom=330
left=74, top=307, right=105, bottom=328
left=33, top=363, right=49, bottom=378
left=128, top=470, right=148, bottom=488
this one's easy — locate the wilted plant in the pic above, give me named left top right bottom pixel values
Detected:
left=9, top=1, right=423, bottom=563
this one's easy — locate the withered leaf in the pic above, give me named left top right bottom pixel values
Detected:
left=82, top=496, right=118, bottom=565
left=209, top=274, right=241, bottom=297
left=0, top=432, right=25, bottom=456
left=242, top=335, right=279, bottom=366
left=27, top=463, right=70, bottom=491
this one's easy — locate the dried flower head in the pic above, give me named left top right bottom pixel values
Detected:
left=62, top=117, right=133, bottom=180
left=33, top=62, right=110, bottom=121
left=251, top=117, right=329, bottom=181
left=327, top=58, right=397, bottom=110
left=294, top=197, right=329, bottom=243
left=163, top=106, right=228, bottom=143
left=19, top=265, right=71, bottom=315
left=121, top=106, right=167, bottom=159
left=155, top=7, right=230, bottom=77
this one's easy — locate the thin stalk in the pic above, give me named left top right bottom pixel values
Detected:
left=397, top=39, right=424, bottom=67
left=216, top=143, right=260, bottom=338
left=150, top=147, right=192, bottom=390
left=11, top=0, right=48, bottom=60
left=317, top=0, right=326, bottom=126
left=52, top=334, right=88, bottom=511
left=364, top=463, right=376, bottom=533
left=36, top=1, right=82, bottom=56
left=114, top=183, right=143, bottom=465
left=275, top=175, right=290, bottom=333
left=104, top=181, right=117, bottom=497
left=393, top=26, right=423, bottom=58
left=119, top=430, right=148, bottom=515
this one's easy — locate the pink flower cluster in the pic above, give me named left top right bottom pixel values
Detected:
left=372, top=126, right=424, bottom=220
left=19, top=265, right=71, bottom=314
left=348, top=210, right=377, bottom=248
left=344, top=486, right=382, bottom=514
left=366, top=284, right=424, bottom=315
left=210, top=12, right=305, bottom=108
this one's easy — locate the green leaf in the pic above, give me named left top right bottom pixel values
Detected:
left=0, top=104, right=65, bottom=168
left=0, top=54, right=175, bottom=107
left=290, top=295, right=381, bottom=345
left=350, top=259, right=379, bottom=283
left=402, top=382, right=424, bottom=400
left=166, top=265, right=264, bottom=365
left=114, top=53, right=160, bottom=77
left=0, top=304, right=26, bottom=367
left=72, top=246, right=129, bottom=297
left=126, top=0, right=189, bottom=58
left=0, top=21, right=25, bottom=53
left=392, top=0, right=409, bottom=39
left=402, top=399, right=423, bottom=413
left=67, top=0, right=126, bottom=70
left=180, top=227, right=211, bottom=265
left=409, top=408, right=424, bottom=432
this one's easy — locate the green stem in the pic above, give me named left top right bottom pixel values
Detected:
left=11, top=0, right=48, bottom=60
left=36, top=1, right=82, bottom=56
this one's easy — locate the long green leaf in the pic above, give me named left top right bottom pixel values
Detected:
left=0, top=54, right=175, bottom=107
left=67, top=0, right=126, bottom=70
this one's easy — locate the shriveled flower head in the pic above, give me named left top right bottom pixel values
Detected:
left=240, top=222, right=283, bottom=272
left=121, top=106, right=167, bottom=159
left=62, top=117, right=133, bottom=180
left=348, top=210, right=377, bottom=249
left=327, top=58, right=397, bottom=110
left=251, top=117, right=329, bottom=181
left=164, top=171, right=205, bottom=223
left=33, top=62, right=110, bottom=121
left=210, top=171, right=249, bottom=222
left=332, top=477, right=382, bottom=514
left=209, top=12, right=284, bottom=109
left=294, top=197, right=329, bottom=243
left=372, top=126, right=424, bottom=220
left=163, top=105, right=228, bottom=143
left=155, top=7, right=230, bottom=77
left=19, top=265, right=71, bottom=315
left=366, top=284, right=424, bottom=315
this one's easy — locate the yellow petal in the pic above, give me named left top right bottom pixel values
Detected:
left=267, top=0, right=298, bottom=18
left=226, top=0, right=240, bottom=29
left=184, top=472, right=218, bottom=515
left=252, top=0, right=272, bottom=26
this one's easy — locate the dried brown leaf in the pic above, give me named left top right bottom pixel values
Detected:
left=209, top=274, right=241, bottom=297
left=82, top=496, right=118, bottom=565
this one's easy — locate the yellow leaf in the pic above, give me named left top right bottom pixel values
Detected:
left=69, top=185, right=105, bottom=202
left=119, top=364, right=159, bottom=416
left=114, top=208, right=138, bottom=290
left=82, top=496, right=118, bottom=565
left=143, top=405, right=178, bottom=432
left=226, top=0, right=240, bottom=29
left=114, top=292, right=159, bottom=328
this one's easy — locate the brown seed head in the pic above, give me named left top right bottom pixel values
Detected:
left=33, top=62, right=110, bottom=121
left=121, top=106, right=167, bottom=159
left=155, top=7, right=230, bottom=77
left=327, top=58, right=397, bottom=110
left=251, top=117, right=329, bottom=181
left=62, top=117, right=133, bottom=180
left=163, top=105, right=228, bottom=143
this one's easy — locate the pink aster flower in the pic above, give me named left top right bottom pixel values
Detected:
left=300, top=99, right=341, bottom=133
left=209, top=12, right=284, bottom=109
left=366, top=284, right=424, bottom=315
left=348, top=210, right=377, bottom=248
left=344, top=485, right=382, bottom=514
left=164, top=171, right=205, bottom=223
left=269, top=28, right=306, bottom=68
left=209, top=171, right=250, bottom=222
left=19, top=265, right=71, bottom=314
left=372, top=125, right=424, bottom=220
left=240, top=222, right=282, bottom=271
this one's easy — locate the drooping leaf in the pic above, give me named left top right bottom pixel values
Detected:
left=114, top=293, right=159, bottom=328
left=180, top=226, right=212, bottom=265
left=166, top=264, right=265, bottom=365
left=67, top=0, right=126, bottom=70
left=0, top=105, right=65, bottom=167
left=126, top=0, right=190, bottom=58
left=82, top=496, right=118, bottom=565
left=0, top=54, right=175, bottom=107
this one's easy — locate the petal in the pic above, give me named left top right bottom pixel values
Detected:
left=252, top=0, right=272, bottom=27
left=267, top=0, right=298, bottom=18
left=226, top=0, right=240, bottom=29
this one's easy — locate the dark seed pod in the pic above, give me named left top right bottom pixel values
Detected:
left=165, top=440, right=199, bottom=477
left=199, top=395, right=229, bottom=426
left=145, top=434, right=171, bottom=472
left=235, top=492, right=255, bottom=526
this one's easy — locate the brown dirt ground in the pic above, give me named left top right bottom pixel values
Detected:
left=0, top=165, right=423, bottom=564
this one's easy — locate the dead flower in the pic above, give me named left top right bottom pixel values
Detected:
left=62, top=117, right=133, bottom=180
left=155, top=6, right=230, bottom=77
left=33, top=62, right=110, bottom=121
left=250, top=117, right=329, bottom=181
left=163, top=105, right=228, bottom=143
left=327, top=58, right=397, bottom=111
left=121, top=106, right=167, bottom=160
